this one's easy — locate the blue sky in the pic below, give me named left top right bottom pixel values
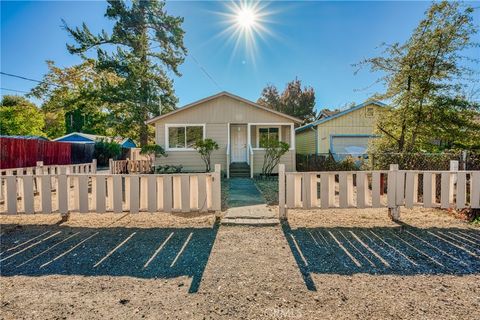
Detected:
left=1, top=1, right=478, bottom=111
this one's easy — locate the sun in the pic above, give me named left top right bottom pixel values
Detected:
left=216, top=1, right=274, bottom=65
left=235, top=6, right=257, bottom=30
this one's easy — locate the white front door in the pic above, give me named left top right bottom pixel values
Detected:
left=231, top=125, right=247, bottom=162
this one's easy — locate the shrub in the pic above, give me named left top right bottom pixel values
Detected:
left=261, top=137, right=290, bottom=176
left=93, top=139, right=121, bottom=166
left=193, top=138, right=219, bottom=172
left=155, top=164, right=183, bottom=174
left=140, top=144, right=166, bottom=157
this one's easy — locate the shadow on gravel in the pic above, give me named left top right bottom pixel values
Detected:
left=0, top=222, right=219, bottom=293
left=281, top=221, right=480, bottom=291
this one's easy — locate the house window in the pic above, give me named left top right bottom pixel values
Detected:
left=258, top=127, right=280, bottom=148
left=366, top=107, right=375, bottom=118
left=167, top=125, right=204, bottom=150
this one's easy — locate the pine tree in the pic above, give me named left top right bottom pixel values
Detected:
left=63, top=0, right=187, bottom=145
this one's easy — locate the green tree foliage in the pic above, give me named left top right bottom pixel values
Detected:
left=193, top=138, right=219, bottom=172
left=0, top=95, right=45, bottom=136
left=261, top=137, right=289, bottom=176
left=31, top=60, right=121, bottom=138
left=358, top=1, right=479, bottom=152
left=63, top=0, right=187, bottom=145
left=258, top=79, right=316, bottom=122
left=93, top=139, right=122, bottom=166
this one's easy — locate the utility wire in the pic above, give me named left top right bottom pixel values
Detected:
left=189, top=54, right=222, bottom=91
left=0, top=72, right=44, bottom=84
left=0, top=87, right=30, bottom=94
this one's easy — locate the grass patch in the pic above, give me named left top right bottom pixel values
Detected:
left=254, top=177, right=278, bottom=205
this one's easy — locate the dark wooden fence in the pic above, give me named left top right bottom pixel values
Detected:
left=0, top=137, right=71, bottom=169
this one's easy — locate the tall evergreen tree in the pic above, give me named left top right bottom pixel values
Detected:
left=63, top=0, right=187, bottom=145
left=358, top=1, right=479, bottom=152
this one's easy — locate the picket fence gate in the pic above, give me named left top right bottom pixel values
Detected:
left=0, top=164, right=221, bottom=215
left=278, top=163, right=480, bottom=219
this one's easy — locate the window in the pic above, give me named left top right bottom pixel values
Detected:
left=167, top=125, right=204, bottom=150
left=258, top=127, right=279, bottom=148
left=366, top=107, right=375, bottom=118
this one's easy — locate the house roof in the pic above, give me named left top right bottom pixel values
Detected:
left=296, top=100, right=387, bottom=133
left=145, top=91, right=303, bottom=124
left=0, top=135, right=49, bottom=141
left=53, top=132, right=135, bottom=146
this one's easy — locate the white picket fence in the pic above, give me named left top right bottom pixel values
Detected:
left=0, top=164, right=221, bottom=215
left=0, top=160, right=97, bottom=176
left=278, top=163, right=480, bottom=219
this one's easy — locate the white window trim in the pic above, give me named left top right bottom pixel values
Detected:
left=255, top=125, right=282, bottom=150
left=165, top=124, right=206, bottom=151
left=248, top=122, right=295, bottom=151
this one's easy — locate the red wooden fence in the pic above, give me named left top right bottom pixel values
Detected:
left=0, top=137, right=71, bottom=169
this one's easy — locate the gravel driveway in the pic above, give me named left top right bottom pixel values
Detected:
left=1, top=208, right=479, bottom=319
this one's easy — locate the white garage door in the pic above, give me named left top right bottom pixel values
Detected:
left=331, top=136, right=373, bottom=155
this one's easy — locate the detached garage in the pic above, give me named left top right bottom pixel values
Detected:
left=295, top=100, right=385, bottom=156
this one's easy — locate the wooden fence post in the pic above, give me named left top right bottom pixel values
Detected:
left=278, top=164, right=286, bottom=220
left=92, top=159, right=97, bottom=174
left=388, top=164, right=400, bottom=221
left=109, top=158, right=114, bottom=174
left=213, top=164, right=221, bottom=215
left=449, top=160, right=458, bottom=205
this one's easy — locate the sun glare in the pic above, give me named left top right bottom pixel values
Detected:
left=217, top=1, right=274, bottom=66
left=236, top=7, right=257, bottom=30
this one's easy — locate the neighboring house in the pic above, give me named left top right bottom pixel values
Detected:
left=54, top=132, right=137, bottom=148
left=146, top=91, right=302, bottom=177
left=296, top=100, right=385, bottom=156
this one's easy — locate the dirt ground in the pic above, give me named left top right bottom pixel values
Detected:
left=1, top=207, right=479, bottom=320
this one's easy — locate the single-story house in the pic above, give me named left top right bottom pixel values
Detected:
left=146, top=91, right=302, bottom=177
left=295, top=100, right=385, bottom=156
left=53, top=132, right=137, bottom=148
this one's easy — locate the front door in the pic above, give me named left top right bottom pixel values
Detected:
left=231, top=125, right=247, bottom=162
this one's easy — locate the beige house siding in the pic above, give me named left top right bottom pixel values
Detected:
left=314, top=103, right=382, bottom=154
left=253, top=150, right=295, bottom=173
left=151, top=94, right=298, bottom=174
left=296, top=129, right=316, bottom=155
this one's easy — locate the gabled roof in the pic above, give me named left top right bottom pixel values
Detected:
left=145, top=91, right=303, bottom=124
left=53, top=132, right=135, bottom=146
left=296, top=100, right=386, bottom=133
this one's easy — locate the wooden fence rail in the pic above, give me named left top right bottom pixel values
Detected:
left=278, top=163, right=480, bottom=219
left=0, top=164, right=221, bottom=215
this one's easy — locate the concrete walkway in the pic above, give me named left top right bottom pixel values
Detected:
left=223, top=178, right=278, bottom=225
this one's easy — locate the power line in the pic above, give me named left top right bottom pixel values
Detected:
left=0, top=87, right=29, bottom=94
left=189, top=54, right=222, bottom=91
left=0, top=72, right=44, bottom=84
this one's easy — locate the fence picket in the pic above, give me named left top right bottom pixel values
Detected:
left=181, top=175, right=190, bottom=213
left=286, top=174, right=295, bottom=208
left=6, top=176, right=17, bottom=214
left=22, top=176, right=35, bottom=214
left=356, top=172, right=367, bottom=208
left=78, top=175, right=89, bottom=213
left=113, top=175, right=123, bottom=213
left=339, top=173, right=348, bottom=208
left=163, top=175, right=172, bottom=213
left=157, top=177, right=164, bottom=211
left=190, top=176, right=198, bottom=211
left=456, top=172, right=466, bottom=209
left=129, top=176, right=140, bottom=213
left=440, top=172, right=450, bottom=209
left=302, top=173, right=311, bottom=209
left=198, top=174, right=207, bottom=212
left=423, top=173, right=435, bottom=208
left=95, top=176, right=106, bottom=213
left=372, top=172, right=381, bottom=208
left=41, top=175, right=52, bottom=214
left=57, top=175, right=68, bottom=214
left=146, top=176, right=156, bottom=212
left=471, top=172, right=480, bottom=208
left=405, top=172, right=415, bottom=208
left=140, top=176, right=148, bottom=211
